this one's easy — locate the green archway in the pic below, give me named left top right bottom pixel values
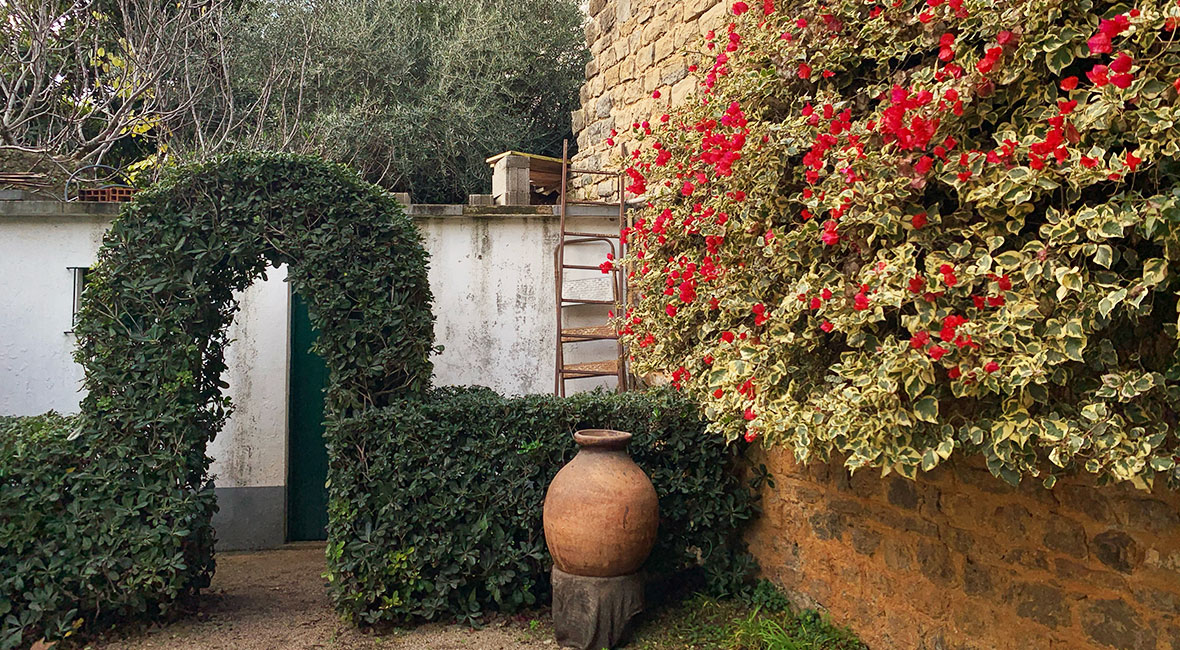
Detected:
left=69, top=152, right=434, bottom=624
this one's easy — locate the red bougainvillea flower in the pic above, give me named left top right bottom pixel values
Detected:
left=721, top=331, right=735, bottom=343
left=665, top=304, right=677, bottom=317
left=939, top=263, right=958, bottom=287
left=947, top=367, right=962, bottom=379
left=744, top=429, right=758, bottom=442
left=599, top=252, right=614, bottom=274
left=821, top=220, right=840, bottom=245
left=798, top=62, right=812, bottom=79
left=1088, top=31, right=1112, bottom=54
left=1061, top=76, right=1078, bottom=90
left=743, top=407, right=756, bottom=420
left=1087, top=64, right=1110, bottom=86
left=929, top=345, right=948, bottom=361
left=940, top=314, right=968, bottom=341
left=911, top=330, right=931, bottom=349
left=976, top=47, right=1003, bottom=74
left=853, top=292, right=870, bottom=310
left=652, top=89, right=661, bottom=99
left=984, top=361, right=1000, bottom=373
left=1126, top=150, right=1143, bottom=171
left=681, top=181, right=695, bottom=196
left=820, top=320, right=834, bottom=332
left=1111, top=53, right=1133, bottom=73
left=752, top=302, right=770, bottom=325
left=911, top=212, right=927, bottom=229
left=1110, top=73, right=1133, bottom=89
left=908, top=276, right=926, bottom=293
left=732, top=1, right=749, bottom=15
left=997, top=274, right=1012, bottom=290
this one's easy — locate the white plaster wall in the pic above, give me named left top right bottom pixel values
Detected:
left=0, top=214, right=109, bottom=415
left=0, top=210, right=289, bottom=490
left=417, top=213, right=619, bottom=395
left=208, top=266, right=289, bottom=489
left=1, top=206, right=620, bottom=487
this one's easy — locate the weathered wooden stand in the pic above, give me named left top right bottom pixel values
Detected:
left=551, top=567, right=644, bottom=650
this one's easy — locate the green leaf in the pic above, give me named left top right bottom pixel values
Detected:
left=994, top=251, right=1023, bottom=268
left=1143, top=258, right=1168, bottom=287
left=1046, top=46, right=1074, bottom=74
left=1098, top=288, right=1128, bottom=317
left=1058, top=268, right=1083, bottom=293
left=913, top=396, right=939, bottom=423
left=921, top=449, right=938, bottom=471
left=1094, top=245, right=1113, bottom=268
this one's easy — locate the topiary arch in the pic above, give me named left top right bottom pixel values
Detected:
left=69, top=152, right=435, bottom=624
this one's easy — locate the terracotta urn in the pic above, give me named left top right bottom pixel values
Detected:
left=543, top=429, right=659, bottom=577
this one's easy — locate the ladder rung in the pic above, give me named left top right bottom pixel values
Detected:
left=564, top=237, right=616, bottom=247
left=563, top=263, right=615, bottom=271
left=566, top=200, right=621, bottom=207
left=563, top=230, right=618, bottom=239
left=568, top=168, right=620, bottom=176
left=562, top=298, right=615, bottom=305
left=561, top=326, right=618, bottom=342
left=560, top=360, right=620, bottom=377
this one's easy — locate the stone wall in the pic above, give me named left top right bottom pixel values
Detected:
left=571, top=0, right=726, bottom=195
left=574, top=4, right=1180, bottom=646
left=749, top=450, right=1180, bottom=649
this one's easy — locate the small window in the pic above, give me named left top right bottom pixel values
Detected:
left=67, top=266, right=89, bottom=333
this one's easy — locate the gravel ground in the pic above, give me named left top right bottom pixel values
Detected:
left=83, top=544, right=556, bottom=650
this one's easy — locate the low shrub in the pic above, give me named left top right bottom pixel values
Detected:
left=0, top=413, right=212, bottom=650
left=324, top=386, right=762, bottom=625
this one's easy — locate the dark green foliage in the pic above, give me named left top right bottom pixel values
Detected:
left=325, top=386, right=762, bottom=625
left=1, top=151, right=434, bottom=648
left=169, top=0, right=589, bottom=203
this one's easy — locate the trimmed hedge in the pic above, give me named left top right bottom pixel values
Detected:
left=325, top=387, right=762, bottom=625
left=0, top=414, right=111, bottom=649
left=1, top=152, right=435, bottom=649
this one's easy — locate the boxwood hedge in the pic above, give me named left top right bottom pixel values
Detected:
left=325, top=386, right=763, bottom=625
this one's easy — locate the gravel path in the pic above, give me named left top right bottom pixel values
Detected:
left=84, top=544, right=555, bottom=650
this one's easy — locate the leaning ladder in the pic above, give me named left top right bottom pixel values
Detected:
left=554, top=139, right=629, bottom=397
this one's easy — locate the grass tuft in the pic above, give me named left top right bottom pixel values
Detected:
left=629, top=581, right=865, bottom=650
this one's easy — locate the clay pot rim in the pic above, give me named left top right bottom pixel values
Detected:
left=573, top=429, right=632, bottom=449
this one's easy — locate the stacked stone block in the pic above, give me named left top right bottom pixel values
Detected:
left=749, top=450, right=1180, bottom=649
left=571, top=0, right=727, bottom=196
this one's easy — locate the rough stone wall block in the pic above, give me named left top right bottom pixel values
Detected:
left=747, top=449, right=1180, bottom=650
left=570, top=0, right=725, bottom=195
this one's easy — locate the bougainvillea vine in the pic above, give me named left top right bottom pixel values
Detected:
left=615, top=0, right=1180, bottom=489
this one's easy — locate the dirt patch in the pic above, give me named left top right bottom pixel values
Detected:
left=83, top=544, right=554, bottom=650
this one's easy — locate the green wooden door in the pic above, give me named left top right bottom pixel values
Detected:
left=288, top=291, right=329, bottom=541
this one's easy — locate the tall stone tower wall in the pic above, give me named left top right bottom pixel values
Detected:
left=570, top=0, right=727, bottom=195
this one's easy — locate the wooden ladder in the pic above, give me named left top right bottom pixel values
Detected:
left=554, top=139, right=629, bottom=397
